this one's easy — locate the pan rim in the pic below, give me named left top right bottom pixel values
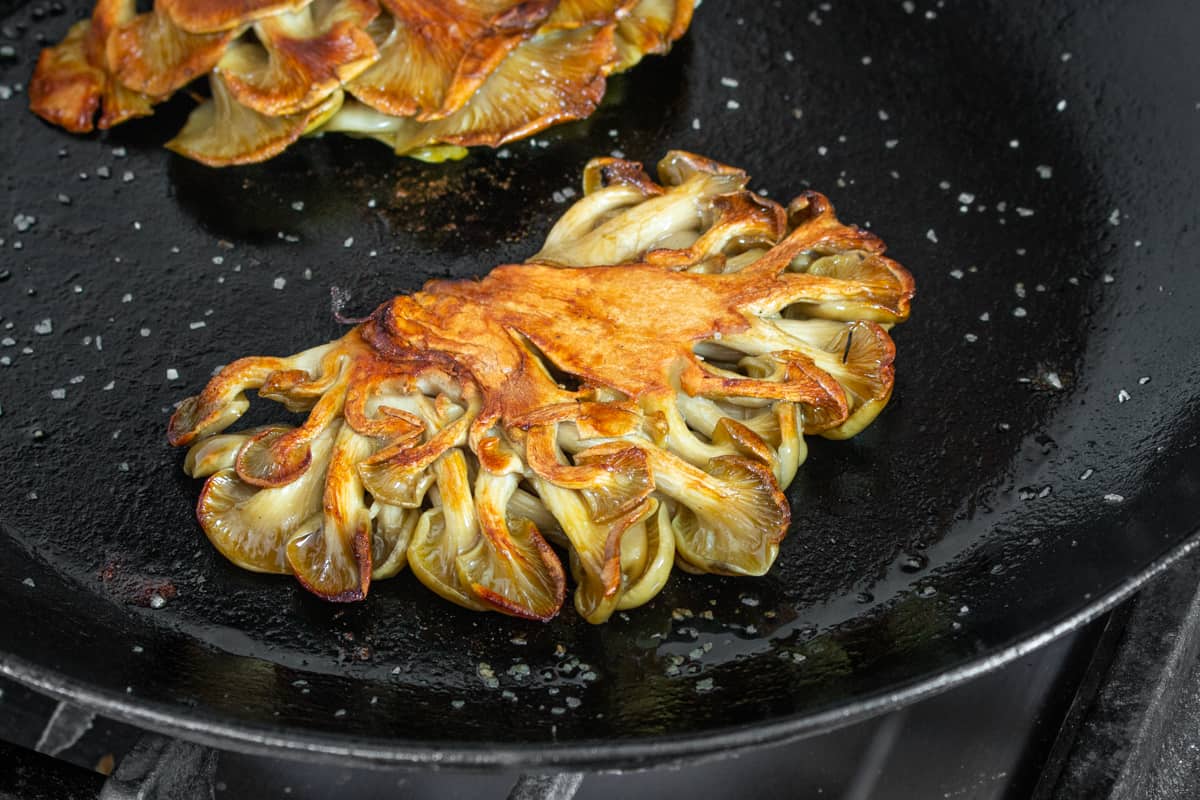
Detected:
left=3, top=531, right=1197, bottom=770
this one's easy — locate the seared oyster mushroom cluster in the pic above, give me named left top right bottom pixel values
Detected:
left=29, top=0, right=692, bottom=165
left=168, top=151, right=915, bottom=622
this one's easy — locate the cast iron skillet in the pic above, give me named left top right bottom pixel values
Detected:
left=1, top=0, right=1198, bottom=770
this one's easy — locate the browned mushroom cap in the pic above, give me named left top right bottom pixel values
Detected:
left=533, top=151, right=749, bottom=267
left=347, top=0, right=554, bottom=120
left=649, top=450, right=790, bottom=576
left=219, top=0, right=379, bottom=116
left=30, top=0, right=155, bottom=133
left=286, top=422, right=375, bottom=600
left=29, top=22, right=106, bottom=133
left=159, top=0, right=312, bottom=34
left=725, top=317, right=898, bottom=438
left=386, top=21, right=618, bottom=153
left=184, top=424, right=290, bottom=477
left=542, top=0, right=637, bottom=31
left=459, top=470, right=566, bottom=620
left=107, top=7, right=237, bottom=98
left=612, top=0, right=692, bottom=72
left=166, top=72, right=344, bottom=166
left=196, top=422, right=338, bottom=574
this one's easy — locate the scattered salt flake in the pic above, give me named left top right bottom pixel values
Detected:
left=784, top=50, right=794, bottom=62
left=725, top=99, right=740, bottom=110
left=964, top=333, right=978, bottom=343
left=1045, top=372, right=1064, bottom=390
left=949, top=269, right=964, bottom=279
left=925, top=228, right=938, bottom=243
left=885, top=138, right=899, bottom=149
left=695, top=678, right=715, bottom=693
left=291, top=201, right=304, bottom=211
left=50, top=388, right=66, bottom=399
left=273, top=277, right=287, bottom=290
left=166, top=368, right=180, bottom=381
left=149, top=593, right=167, bottom=609
left=1138, top=376, right=1151, bottom=385
left=1117, top=389, right=1131, bottom=403
left=13, top=214, right=36, bottom=232
left=720, top=76, right=739, bottom=88
left=957, top=192, right=975, bottom=204
left=450, top=700, right=465, bottom=709
left=1108, top=208, right=1121, bottom=226
left=1036, top=165, right=1053, bottom=179
left=1102, top=273, right=1115, bottom=284
left=691, top=117, right=701, bottom=130
left=1103, top=493, right=1125, bottom=504
left=334, top=709, right=347, bottom=718
left=1016, top=207, right=1035, bottom=217
left=343, top=237, right=354, bottom=248
left=791, top=108, right=803, bottom=120
left=122, top=170, right=135, bottom=182
left=140, top=328, right=151, bottom=337
left=22, top=578, right=35, bottom=588
left=103, top=381, right=114, bottom=391
left=1079, top=468, right=1094, bottom=481
left=1013, top=307, right=1027, bottom=318
left=1009, top=139, right=1020, bottom=149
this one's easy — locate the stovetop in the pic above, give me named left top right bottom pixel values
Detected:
left=3, top=547, right=1200, bottom=800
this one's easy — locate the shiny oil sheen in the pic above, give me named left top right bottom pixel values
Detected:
left=0, top=0, right=1198, bottom=769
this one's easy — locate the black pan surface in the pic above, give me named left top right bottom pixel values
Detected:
left=1, top=0, right=1199, bottom=769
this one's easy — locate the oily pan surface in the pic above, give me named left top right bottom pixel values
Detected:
left=1, top=0, right=1199, bottom=759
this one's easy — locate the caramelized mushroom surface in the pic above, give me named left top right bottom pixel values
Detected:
left=29, top=0, right=692, bottom=165
left=168, top=152, right=915, bottom=622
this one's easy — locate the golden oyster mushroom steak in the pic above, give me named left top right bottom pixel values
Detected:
left=167, top=151, right=916, bottom=624
left=28, top=0, right=693, bottom=165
